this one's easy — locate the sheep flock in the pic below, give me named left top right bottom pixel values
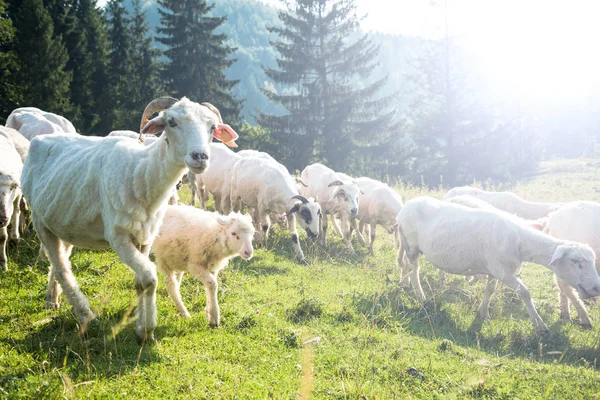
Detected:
left=2, top=101, right=600, bottom=352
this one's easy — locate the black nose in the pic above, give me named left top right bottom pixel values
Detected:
left=308, top=231, right=318, bottom=239
left=191, top=152, right=209, bottom=161
left=0, top=216, right=7, bottom=227
left=350, top=208, right=358, bottom=215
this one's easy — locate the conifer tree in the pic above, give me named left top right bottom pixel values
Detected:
left=0, top=0, right=20, bottom=122
left=257, top=0, right=395, bottom=173
left=157, top=0, right=242, bottom=125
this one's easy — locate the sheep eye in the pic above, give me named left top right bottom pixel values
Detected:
left=168, top=118, right=177, bottom=128
left=231, top=232, right=236, bottom=236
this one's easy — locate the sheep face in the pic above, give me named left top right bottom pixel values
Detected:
left=549, top=244, right=600, bottom=299
left=294, top=201, right=322, bottom=239
left=223, top=213, right=255, bottom=260
left=329, top=183, right=360, bottom=218
left=0, top=179, right=19, bottom=228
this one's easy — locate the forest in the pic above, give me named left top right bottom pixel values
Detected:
left=1, top=0, right=598, bottom=186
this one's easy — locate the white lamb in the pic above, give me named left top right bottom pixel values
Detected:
left=6, top=107, right=77, bottom=139
left=152, top=206, right=254, bottom=325
left=299, top=163, right=360, bottom=252
left=352, top=177, right=403, bottom=254
left=396, top=196, right=600, bottom=334
left=543, top=201, right=600, bottom=328
left=0, top=136, right=23, bottom=270
left=21, top=97, right=239, bottom=343
left=443, top=186, right=560, bottom=219
left=231, top=157, right=321, bottom=263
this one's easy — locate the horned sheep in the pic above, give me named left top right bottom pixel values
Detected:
left=230, top=156, right=321, bottom=263
left=21, top=97, right=238, bottom=343
left=152, top=206, right=254, bottom=325
left=396, top=196, right=600, bottom=334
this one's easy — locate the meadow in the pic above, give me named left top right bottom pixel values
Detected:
left=1, top=158, right=600, bottom=399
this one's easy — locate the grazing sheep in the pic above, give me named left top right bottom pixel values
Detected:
left=299, top=163, right=361, bottom=252
left=152, top=206, right=254, bottom=325
left=353, top=177, right=403, bottom=254
left=443, top=186, right=560, bottom=219
left=21, top=97, right=238, bottom=343
left=6, top=107, right=77, bottom=139
left=544, top=201, right=600, bottom=328
left=231, top=157, right=321, bottom=263
left=0, top=136, right=23, bottom=270
left=396, top=196, right=600, bottom=334
left=0, top=126, right=29, bottom=162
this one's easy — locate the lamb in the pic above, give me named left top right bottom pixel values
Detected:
left=543, top=201, right=600, bottom=328
left=396, top=196, right=600, bottom=334
left=443, top=186, right=560, bottom=219
left=0, top=136, right=23, bottom=270
left=21, top=97, right=239, bottom=343
left=299, top=163, right=360, bottom=252
left=152, top=206, right=254, bottom=325
left=353, top=177, right=403, bottom=254
left=0, top=126, right=30, bottom=162
left=6, top=107, right=77, bottom=139
left=230, top=157, right=321, bottom=263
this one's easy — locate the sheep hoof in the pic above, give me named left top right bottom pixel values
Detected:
left=536, top=325, right=550, bottom=335
left=45, top=301, right=60, bottom=310
left=9, top=238, right=21, bottom=247
left=297, top=257, right=308, bottom=265
left=135, top=331, right=156, bottom=345
left=580, top=322, right=593, bottom=330
left=0, top=261, right=6, bottom=272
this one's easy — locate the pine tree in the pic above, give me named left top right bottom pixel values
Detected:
left=0, top=0, right=21, bottom=122
left=256, top=0, right=395, bottom=174
left=8, top=0, right=73, bottom=116
left=157, top=0, right=242, bottom=125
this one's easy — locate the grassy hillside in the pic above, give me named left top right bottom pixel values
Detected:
left=1, top=158, right=600, bottom=398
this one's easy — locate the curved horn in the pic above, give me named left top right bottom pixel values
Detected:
left=327, top=180, right=344, bottom=187
left=201, top=102, right=223, bottom=123
left=291, top=195, right=309, bottom=204
left=139, top=96, right=179, bottom=131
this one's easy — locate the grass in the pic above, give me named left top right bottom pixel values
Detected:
left=1, top=158, right=600, bottom=398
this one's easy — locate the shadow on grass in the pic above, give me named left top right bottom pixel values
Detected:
left=351, top=284, right=600, bottom=368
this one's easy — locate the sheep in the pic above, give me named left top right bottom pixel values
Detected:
left=230, top=157, right=321, bottom=263
left=355, top=183, right=404, bottom=255
left=0, top=126, right=30, bottom=162
left=21, top=96, right=239, bottom=343
left=396, top=196, right=600, bottom=334
left=6, top=107, right=77, bottom=139
left=543, top=201, right=600, bottom=328
left=299, top=163, right=360, bottom=252
left=152, top=206, right=254, bottom=325
left=443, top=186, right=560, bottom=219
left=0, top=136, right=23, bottom=271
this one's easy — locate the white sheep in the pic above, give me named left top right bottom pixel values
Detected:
left=351, top=177, right=403, bottom=254
left=299, top=163, right=360, bottom=252
left=0, top=126, right=30, bottom=162
left=152, top=206, right=254, bottom=325
left=6, top=107, right=77, bottom=139
left=0, top=136, right=23, bottom=270
left=21, top=97, right=239, bottom=343
left=396, top=196, right=600, bottom=334
left=230, top=157, right=321, bottom=263
left=543, top=201, right=600, bottom=328
left=443, top=186, right=560, bottom=219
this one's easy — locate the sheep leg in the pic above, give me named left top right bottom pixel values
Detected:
left=164, top=271, right=190, bottom=318
left=220, top=195, right=231, bottom=214
left=350, top=217, right=366, bottom=245
left=556, top=277, right=591, bottom=328
left=340, top=213, right=355, bottom=253
left=287, top=213, right=307, bottom=264
left=408, top=256, right=426, bottom=301
left=45, top=243, right=72, bottom=308
left=9, top=195, right=21, bottom=245
left=195, top=269, right=219, bottom=327
left=330, top=215, right=343, bottom=237
left=397, top=242, right=410, bottom=283
left=321, top=212, right=328, bottom=246
left=260, top=212, right=270, bottom=247
left=188, top=172, right=198, bottom=207
left=368, top=223, right=377, bottom=255
left=19, top=198, right=30, bottom=235
left=477, top=276, right=498, bottom=319
left=358, top=219, right=366, bottom=238
left=168, top=189, right=179, bottom=205
left=176, top=271, right=185, bottom=285
left=0, top=226, right=7, bottom=271
left=110, top=234, right=158, bottom=344
left=213, top=194, right=222, bottom=213
left=501, top=275, right=548, bottom=334
left=34, top=218, right=94, bottom=322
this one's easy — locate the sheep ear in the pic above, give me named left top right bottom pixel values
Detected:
left=328, top=187, right=340, bottom=202
left=327, top=180, right=344, bottom=187
left=550, top=245, right=568, bottom=265
left=286, top=203, right=301, bottom=216
left=215, top=215, right=229, bottom=226
left=141, top=116, right=165, bottom=135
left=213, top=124, right=239, bottom=148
